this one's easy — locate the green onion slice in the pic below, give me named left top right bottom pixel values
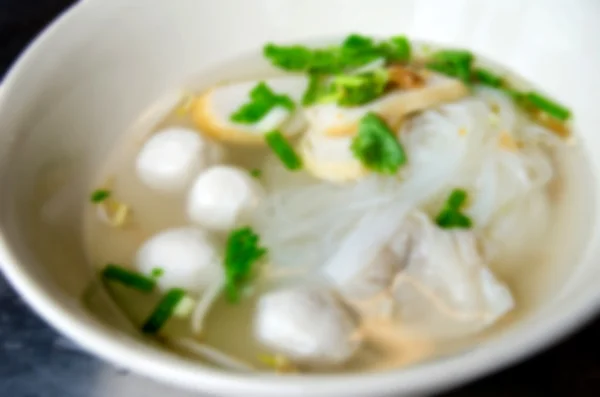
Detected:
left=265, top=130, right=303, bottom=171
left=101, top=264, right=155, bottom=292
left=141, top=288, right=187, bottom=334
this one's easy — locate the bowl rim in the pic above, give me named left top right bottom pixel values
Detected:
left=1, top=1, right=600, bottom=396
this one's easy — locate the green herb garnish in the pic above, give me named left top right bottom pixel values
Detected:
left=90, top=189, right=111, bottom=203
left=223, top=227, right=268, bottom=303
left=141, top=288, right=187, bottom=334
left=427, top=49, right=474, bottom=83
left=101, top=264, right=155, bottom=292
left=380, top=35, right=411, bottom=62
left=472, top=67, right=504, bottom=88
left=524, top=92, right=571, bottom=121
left=302, top=74, right=329, bottom=106
left=351, top=112, right=407, bottom=174
left=263, top=44, right=313, bottom=71
left=435, top=189, right=472, bottom=229
left=338, top=34, right=382, bottom=69
left=230, top=82, right=295, bottom=124
left=150, top=267, right=164, bottom=279
left=331, top=69, right=389, bottom=107
left=265, top=130, right=303, bottom=171
left=250, top=169, right=262, bottom=178
left=303, top=69, right=389, bottom=107
left=264, top=34, right=412, bottom=75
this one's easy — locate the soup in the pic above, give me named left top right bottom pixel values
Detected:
left=82, top=35, right=590, bottom=373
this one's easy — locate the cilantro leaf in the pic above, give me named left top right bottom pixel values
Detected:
left=436, top=209, right=472, bottom=229
left=339, top=34, right=382, bottom=68
left=309, top=48, right=345, bottom=74
left=446, top=188, right=468, bottom=209
left=264, top=44, right=313, bottom=71
left=265, top=130, right=303, bottom=170
left=435, top=188, right=473, bottom=229
left=223, top=227, right=268, bottom=303
left=264, top=34, right=413, bottom=75
left=331, top=69, right=389, bottom=107
left=351, top=112, right=407, bottom=174
left=230, top=82, right=295, bottom=124
left=380, top=35, right=411, bottom=62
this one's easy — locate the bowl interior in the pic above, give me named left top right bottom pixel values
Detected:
left=1, top=0, right=600, bottom=396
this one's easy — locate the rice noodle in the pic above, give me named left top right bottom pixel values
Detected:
left=190, top=276, right=224, bottom=334
left=251, top=87, right=557, bottom=287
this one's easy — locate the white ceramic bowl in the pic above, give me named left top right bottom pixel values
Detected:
left=1, top=0, right=600, bottom=396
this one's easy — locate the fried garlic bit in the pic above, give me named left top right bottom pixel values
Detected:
left=387, top=65, right=426, bottom=90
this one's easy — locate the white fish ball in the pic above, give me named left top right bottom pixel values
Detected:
left=136, top=127, right=224, bottom=193
left=254, top=286, right=361, bottom=367
left=187, top=165, right=263, bottom=231
left=135, top=227, right=222, bottom=294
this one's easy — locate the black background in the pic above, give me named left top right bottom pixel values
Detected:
left=0, top=1, right=599, bottom=396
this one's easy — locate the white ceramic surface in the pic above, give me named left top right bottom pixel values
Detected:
left=0, top=0, right=600, bottom=396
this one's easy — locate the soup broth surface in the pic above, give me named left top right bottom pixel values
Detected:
left=82, top=38, right=594, bottom=373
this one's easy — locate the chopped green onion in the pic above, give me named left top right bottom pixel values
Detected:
left=380, top=35, right=411, bottom=62
left=250, top=168, right=262, bottom=178
left=472, top=68, right=503, bottom=88
left=230, top=82, right=295, bottom=124
left=331, top=69, right=389, bottom=107
left=302, top=74, right=328, bottom=106
left=265, top=34, right=413, bottom=74
left=308, top=48, right=344, bottom=74
left=263, top=44, right=313, bottom=71
left=302, top=74, right=339, bottom=106
left=141, top=288, right=187, bottom=334
left=524, top=92, right=571, bottom=121
left=502, top=87, right=525, bottom=101
left=431, top=50, right=474, bottom=64
left=101, top=264, right=155, bottom=292
left=351, top=113, right=407, bottom=174
left=426, top=49, right=474, bottom=83
left=150, top=267, right=164, bottom=279
left=265, top=130, right=303, bottom=171
left=435, top=188, right=472, bottom=229
left=90, top=189, right=111, bottom=203
left=223, top=227, right=268, bottom=303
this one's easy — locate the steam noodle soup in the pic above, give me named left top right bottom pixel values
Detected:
left=82, top=35, right=592, bottom=373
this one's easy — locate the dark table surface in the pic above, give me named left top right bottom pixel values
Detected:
left=1, top=1, right=600, bottom=396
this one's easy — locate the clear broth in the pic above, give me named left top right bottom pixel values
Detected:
left=82, top=41, right=596, bottom=372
